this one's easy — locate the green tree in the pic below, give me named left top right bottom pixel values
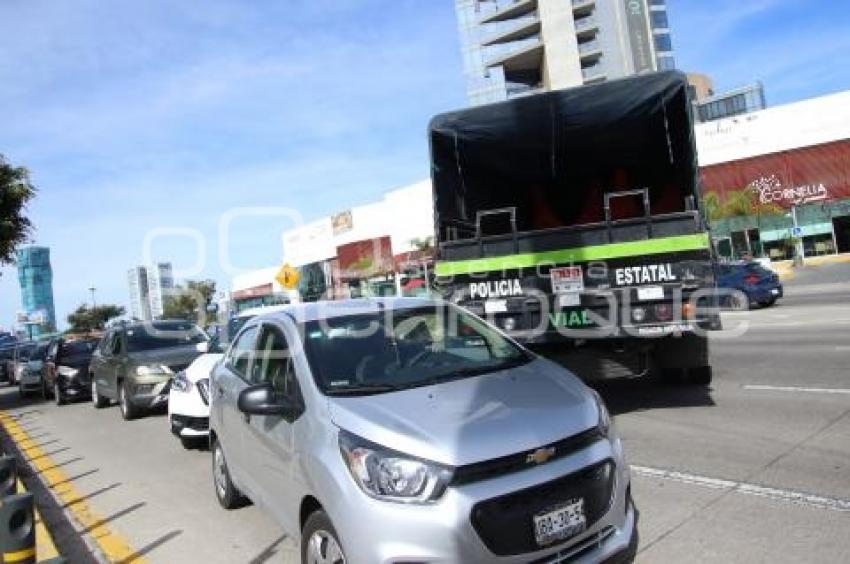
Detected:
left=67, top=304, right=126, bottom=334
left=162, top=279, right=217, bottom=321
left=409, top=236, right=435, bottom=254
left=0, top=155, right=37, bottom=266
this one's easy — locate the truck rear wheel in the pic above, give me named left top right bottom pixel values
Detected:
left=654, top=334, right=712, bottom=386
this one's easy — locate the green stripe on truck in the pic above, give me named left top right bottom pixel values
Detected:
left=434, top=233, right=711, bottom=276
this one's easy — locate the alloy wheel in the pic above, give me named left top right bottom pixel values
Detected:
left=55, top=382, right=62, bottom=405
left=119, top=385, right=128, bottom=416
left=305, top=531, right=345, bottom=564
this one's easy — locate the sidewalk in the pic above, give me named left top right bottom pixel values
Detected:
left=768, top=252, right=850, bottom=280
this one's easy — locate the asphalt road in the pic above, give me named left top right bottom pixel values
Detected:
left=1, top=263, right=848, bottom=563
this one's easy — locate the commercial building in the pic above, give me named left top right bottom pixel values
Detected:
left=697, top=89, right=850, bottom=260
left=15, top=246, right=57, bottom=338
left=127, top=262, right=174, bottom=321
left=230, top=181, right=435, bottom=310
left=687, top=74, right=767, bottom=123
left=454, top=0, right=670, bottom=105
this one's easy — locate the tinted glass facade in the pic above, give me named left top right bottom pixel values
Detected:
left=16, top=246, right=57, bottom=337
left=697, top=83, right=767, bottom=122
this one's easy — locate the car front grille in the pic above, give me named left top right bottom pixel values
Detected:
left=470, top=460, right=615, bottom=556
left=452, top=427, right=603, bottom=486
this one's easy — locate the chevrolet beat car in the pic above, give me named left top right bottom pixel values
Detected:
left=210, top=298, right=637, bottom=564
left=90, top=320, right=209, bottom=420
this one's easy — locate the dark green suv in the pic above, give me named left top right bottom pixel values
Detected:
left=89, top=320, right=209, bottom=420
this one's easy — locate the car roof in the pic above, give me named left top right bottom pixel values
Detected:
left=251, top=297, right=439, bottom=324
left=234, top=304, right=292, bottom=319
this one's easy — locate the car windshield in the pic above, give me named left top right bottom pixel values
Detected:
left=61, top=339, right=99, bottom=358
left=225, top=315, right=254, bottom=346
left=17, top=344, right=37, bottom=360
left=303, top=305, right=531, bottom=396
left=126, top=322, right=208, bottom=353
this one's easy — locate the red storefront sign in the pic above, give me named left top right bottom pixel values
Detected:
left=701, top=139, right=850, bottom=210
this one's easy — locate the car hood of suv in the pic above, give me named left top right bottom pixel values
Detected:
left=128, top=345, right=205, bottom=371
left=327, top=358, right=597, bottom=467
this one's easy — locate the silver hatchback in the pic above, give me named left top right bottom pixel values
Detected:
left=209, top=298, right=637, bottom=564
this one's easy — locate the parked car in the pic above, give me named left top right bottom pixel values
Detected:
left=0, top=345, right=15, bottom=383
left=90, top=320, right=209, bottom=420
left=169, top=305, right=289, bottom=448
left=44, top=336, right=101, bottom=405
left=18, top=342, right=50, bottom=398
left=716, top=261, right=784, bottom=310
left=210, top=298, right=637, bottom=564
left=10, top=342, right=38, bottom=387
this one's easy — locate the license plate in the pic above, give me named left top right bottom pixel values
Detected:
left=551, top=267, right=584, bottom=294
left=533, top=498, right=586, bottom=546
left=637, top=286, right=664, bottom=301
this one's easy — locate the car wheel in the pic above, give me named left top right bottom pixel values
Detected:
left=212, top=437, right=247, bottom=509
left=302, top=510, right=346, bottom=564
left=54, top=381, right=66, bottom=406
left=118, top=381, right=139, bottom=420
left=91, top=378, right=108, bottom=409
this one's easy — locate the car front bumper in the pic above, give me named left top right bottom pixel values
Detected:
left=130, top=379, right=172, bottom=409
left=327, top=437, right=636, bottom=564
left=168, top=385, right=210, bottom=437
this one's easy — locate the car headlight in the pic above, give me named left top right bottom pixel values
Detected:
left=171, top=371, right=192, bottom=393
left=136, top=365, right=174, bottom=376
left=338, top=430, right=453, bottom=504
left=196, top=378, right=210, bottom=405
left=57, top=366, right=79, bottom=378
left=592, top=391, right=612, bottom=438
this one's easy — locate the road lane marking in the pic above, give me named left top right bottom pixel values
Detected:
left=632, top=465, right=850, bottom=512
left=0, top=411, right=145, bottom=563
left=743, top=385, right=850, bottom=395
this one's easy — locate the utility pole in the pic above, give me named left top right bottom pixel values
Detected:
left=89, top=286, right=97, bottom=309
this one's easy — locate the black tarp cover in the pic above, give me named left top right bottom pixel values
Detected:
left=429, top=71, right=699, bottom=239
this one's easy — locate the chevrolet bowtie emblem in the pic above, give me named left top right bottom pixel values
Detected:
left=527, top=447, right=556, bottom=465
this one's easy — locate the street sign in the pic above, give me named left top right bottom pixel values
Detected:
left=791, top=226, right=803, bottom=238
left=275, top=264, right=300, bottom=290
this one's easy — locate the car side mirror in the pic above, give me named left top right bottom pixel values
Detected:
left=237, top=383, right=302, bottom=419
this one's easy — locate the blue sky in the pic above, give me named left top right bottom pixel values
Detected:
left=1, top=0, right=848, bottom=331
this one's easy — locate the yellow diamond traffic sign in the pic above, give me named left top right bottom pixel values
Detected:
left=276, top=263, right=300, bottom=290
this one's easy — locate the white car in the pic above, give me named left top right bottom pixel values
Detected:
left=168, top=304, right=291, bottom=448
left=169, top=352, right=222, bottom=447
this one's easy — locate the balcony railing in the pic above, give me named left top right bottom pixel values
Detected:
left=578, top=39, right=601, bottom=55
left=574, top=15, right=598, bottom=33
left=581, top=65, right=605, bottom=81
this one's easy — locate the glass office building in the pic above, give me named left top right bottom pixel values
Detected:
left=696, top=83, right=767, bottom=122
left=16, top=246, right=57, bottom=337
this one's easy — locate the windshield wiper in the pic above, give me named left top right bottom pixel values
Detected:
left=324, top=383, right=399, bottom=397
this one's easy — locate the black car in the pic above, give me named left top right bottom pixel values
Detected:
left=44, top=337, right=101, bottom=405
left=0, top=345, right=15, bottom=383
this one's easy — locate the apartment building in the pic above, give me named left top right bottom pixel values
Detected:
left=455, top=0, right=672, bottom=105
left=127, top=262, right=174, bottom=321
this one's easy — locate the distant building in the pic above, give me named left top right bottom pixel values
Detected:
left=454, top=0, right=671, bottom=106
left=687, top=73, right=766, bottom=123
left=127, top=263, right=174, bottom=321
left=16, top=246, right=57, bottom=338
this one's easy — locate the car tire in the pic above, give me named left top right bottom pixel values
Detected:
left=91, top=378, right=108, bottom=409
left=301, top=510, right=346, bottom=564
left=729, top=293, right=751, bottom=311
left=118, top=381, right=140, bottom=421
left=54, top=381, right=66, bottom=406
left=42, top=380, right=52, bottom=401
left=212, top=437, right=247, bottom=510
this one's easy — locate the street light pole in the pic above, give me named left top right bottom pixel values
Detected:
left=89, top=286, right=97, bottom=309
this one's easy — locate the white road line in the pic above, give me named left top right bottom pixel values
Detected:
left=632, top=466, right=850, bottom=512
left=743, top=384, right=850, bottom=395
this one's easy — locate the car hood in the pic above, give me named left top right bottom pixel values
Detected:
left=128, top=346, right=205, bottom=371
left=185, top=353, right=224, bottom=382
left=327, top=358, right=597, bottom=467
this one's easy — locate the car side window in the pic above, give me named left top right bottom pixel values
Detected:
left=254, top=325, right=301, bottom=405
left=111, top=333, right=124, bottom=356
left=99, top=333, right=113, bottom=357
left=47, top=341, right=59, bottom=361
left=227, top=326, right=259, bottom=380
